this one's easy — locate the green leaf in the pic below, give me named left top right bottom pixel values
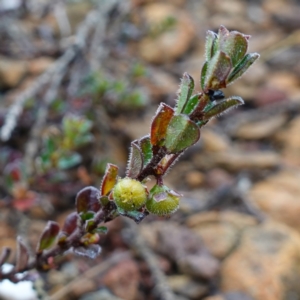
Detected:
left=202, top=96, right=244, bottom=120
left=99, top=196, right=109, bottom=206
left=188, top=93, right=210, bottom=122
left=120, top=90, right=147, bottom=108
left=139, top=135, right=153, bottom=166
left=182, top=93, right=201, bottom=115
left=100, top=163, right=119, bottom=196
left=85, top=219, right=96, bottom=232
left=165, top=115, right=200, bottom=153
left=117, top=206, right=148, bottom=224
left=74, top=134, right=94, bottom=147
left=200, top=61, right=208, bottom=91
left=45, top=137, right=56, bottom=154
left=93, top=226, right=108, bottom=235
left=57, top=152, right=82, bottom=169
left=150, top=103, right=174, bottom=151
left=126, top=141, right=143, bottom=178
left=203, top=51, right=232, bottom=91
left=80, top=211, right=95, bottom=221
left=205, top=30, right=218, bottom=61
left=227, top=53, right=260, bottom=84
left=37, top=221, right=60, bottom=253
left=220, top=31, right=248, bottom=67
left=175, top=73, right=194, bottom=114
left=78, top=119, right=93, bottom=134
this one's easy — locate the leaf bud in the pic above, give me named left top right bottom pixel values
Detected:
left=146, top=184, right=181, bottom=216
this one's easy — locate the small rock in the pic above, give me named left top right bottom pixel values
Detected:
left=249, top=169, right=300, bottom=231
left=273, top=5, right=300, bottom=31
left=102, top=259, right=140, bottom=300
left=205, top=168, right=234, bottom=189
left=186, top=211, right=257, bottom=230
left=71, top=278, right=97, bottom=298
left=193, top=149, right=280, bottom=171
left=132, top=0, right=186, bottom=6
left=190, top=223, right=239, bottom=259
left=140, top=221, right=220, bottom=279
left=186, top=211, right=257, bottom=259
left=0, top=238, right=17, bottom=264
left=66, top=2, right=93, bottom=32
left=0, top=57, right=28, bottom=89
left=203, top=296, right=224, bottom=300
left=232, top=114, right=287, bottom=140
left=79, top=289, right=123, bottom=300
left=143, top=69, right=179, bottom=97
left=28, top=57, right=54, bottom=75
left=167, top=275, right=208, bottom=299
left=203, top=292, right=253, bottom=300
left=185, top=170, right=205, bottom=188
left=201, top=130, right=231, bottom=152
left=138, top=3, right=195, bottom=64
left=209, top=0, right=245, bottom=15
left=255, top=86, right=287, bottom=106
left=221, top=221, right=300, bottom=300
left=275, top=116, right=300, bottom=165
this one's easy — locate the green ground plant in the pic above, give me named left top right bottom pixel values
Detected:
left=0, top=25, right=259, bottom=282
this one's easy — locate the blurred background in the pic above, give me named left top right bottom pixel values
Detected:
left=0, top=0, right=300, bottom=299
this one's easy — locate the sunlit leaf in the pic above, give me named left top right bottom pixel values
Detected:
left=100, top=163, right=118, bottom=196
left=151, top=103, right=174, bottom=152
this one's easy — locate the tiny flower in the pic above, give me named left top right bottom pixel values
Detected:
left=113, top=177, right=148, bottom=211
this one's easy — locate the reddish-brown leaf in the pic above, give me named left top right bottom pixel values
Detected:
left=37, top=221, right=60, bottom=253
left=150, top=103, right=174, bottom=151
left=16, top=237, right=29, bottom=272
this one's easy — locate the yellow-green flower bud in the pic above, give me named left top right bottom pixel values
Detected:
left=113, top=177, right=147, bottom=211
left=146, top=184, right=180, bottom=216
